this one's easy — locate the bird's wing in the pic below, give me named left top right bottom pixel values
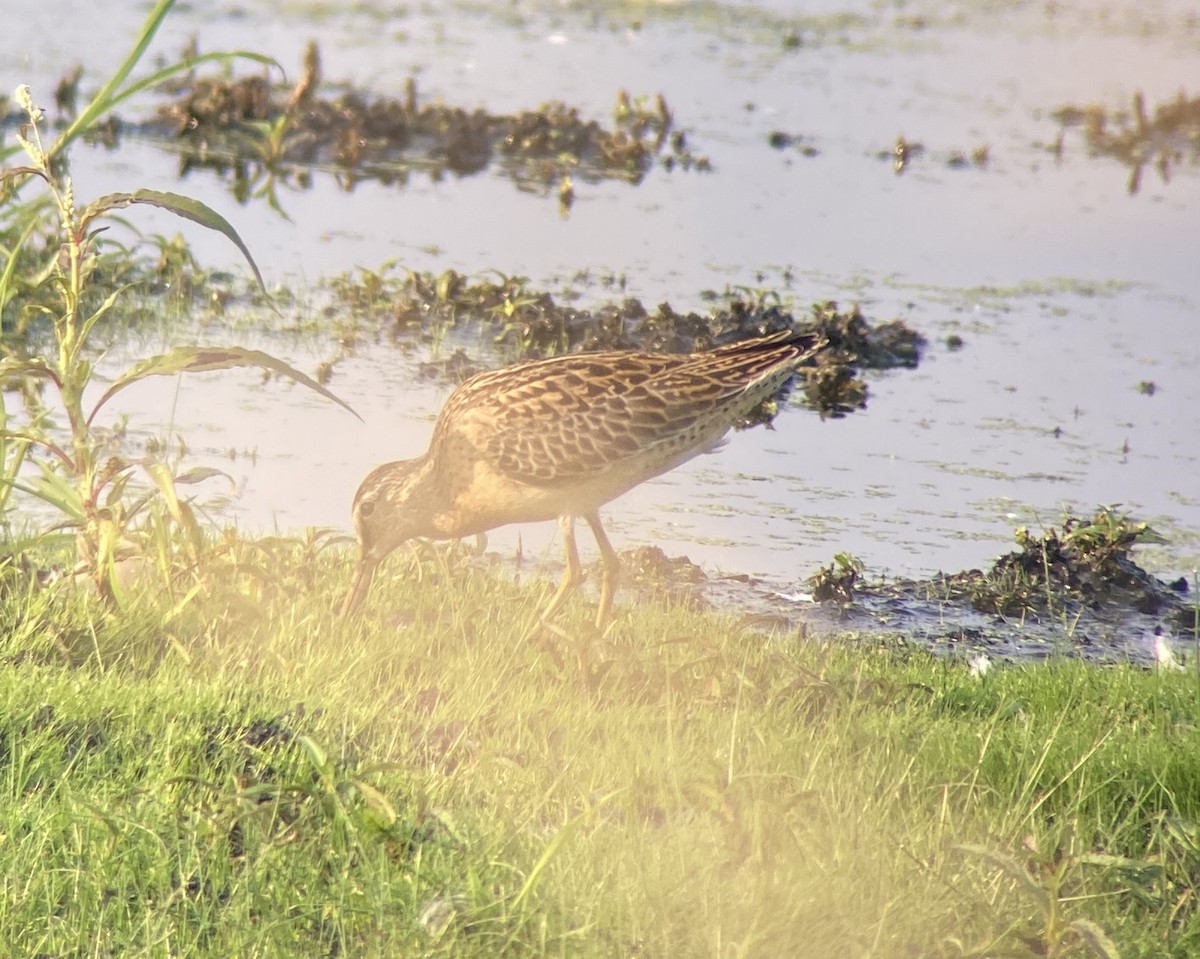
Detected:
left=437, top=331, right=823, bottom=487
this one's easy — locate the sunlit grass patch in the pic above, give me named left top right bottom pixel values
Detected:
left=3, top=541, right=1196, bottom=955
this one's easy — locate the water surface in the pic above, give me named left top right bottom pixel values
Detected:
left=4, top=0, right=1198, bottom=603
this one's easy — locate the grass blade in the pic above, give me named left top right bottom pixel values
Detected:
left=50, top=0, right=177, bottom=156
left=0, top=470, right=85, bottom=523
left=91, top=50, right=279, bottom=125
left=511, top=816, right=582, bottom=912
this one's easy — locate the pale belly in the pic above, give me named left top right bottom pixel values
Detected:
left=431, top=436, right=724, bottom=538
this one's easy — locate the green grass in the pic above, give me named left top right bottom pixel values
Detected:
left=2, top=543, right=1200, bottom=957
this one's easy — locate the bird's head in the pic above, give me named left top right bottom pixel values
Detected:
left=340, top=458, right=428, bottom=616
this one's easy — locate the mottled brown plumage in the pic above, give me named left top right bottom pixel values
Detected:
left=341, top=329, right=825, bottom=624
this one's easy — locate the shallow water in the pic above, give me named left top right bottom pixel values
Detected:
left=4, top=0, right=1199, bottom=615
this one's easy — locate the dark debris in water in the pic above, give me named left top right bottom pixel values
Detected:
left=767, top=130, right=819, bottom=157
left=1051, top=89, right=1200, bottom=195
left=767, top=129, right=989, bottom=171
left=883, top=136, right=989, bottom=174
left=323, top=266, right=925, bottom=419
left=130, top=42, right=708, bottom=204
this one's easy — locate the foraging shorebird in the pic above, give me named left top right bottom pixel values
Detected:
left=340, top=329, right=825, bottom=626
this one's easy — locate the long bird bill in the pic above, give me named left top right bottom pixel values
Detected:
left=339, top=557, right=378, bottom=616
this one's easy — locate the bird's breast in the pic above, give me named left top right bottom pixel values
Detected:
left=432, top=460, right=562, bottom=536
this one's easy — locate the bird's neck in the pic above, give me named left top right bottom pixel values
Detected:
left=401, top=456, right=465, bottom=539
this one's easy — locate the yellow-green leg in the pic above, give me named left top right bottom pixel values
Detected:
left=585, top=511, right=620, bottom=630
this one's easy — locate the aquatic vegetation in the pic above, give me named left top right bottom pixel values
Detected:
left=135, top=42, right=709, bottom=209
left=323, top=264, right=924, bottom=419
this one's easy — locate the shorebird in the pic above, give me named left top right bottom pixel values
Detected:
left=340, top=328, right=825, bottom=626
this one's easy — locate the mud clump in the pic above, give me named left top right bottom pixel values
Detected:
left=621, top=545, right=711, bottom=611
left=871, top=508, right=1192, bottom=630
left=945, top=508, right=1185, bottom=619
left=800, top=509, right=1195, bottom=664
left=809, top=552, right=864, bottom=604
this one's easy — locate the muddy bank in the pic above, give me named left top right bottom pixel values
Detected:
left=631, top=507, right=1196, bottom=665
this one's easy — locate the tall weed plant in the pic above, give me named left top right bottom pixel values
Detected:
left=0, top=0, right=355, bottom=603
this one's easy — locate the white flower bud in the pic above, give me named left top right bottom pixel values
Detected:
left=15, top=84, right=43, bottom=122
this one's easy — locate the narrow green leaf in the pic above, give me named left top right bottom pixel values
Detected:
left=0, top=460, right=85, bottom=522
left=174, top=466, right=233, bottom=486
left=79, top=282, right=138, bottom=345
left=1075, top=852, right=1158, bottom=870
left=512, top=816, right=582, bottom=911
left=161, top=583, right=203, bottom=628
left=298, top=735, right=329, bottom=774
left=79, top=190, right=272, bottom=305
left=0, top=432, right=71, bottom=473
left=89, top=345, right=360, bottom=424
left=145, top=461, right=185, bottom=526
left=124, top=488, right=158, bottom=520
left=96, top=513, right=124, bottom=604
left=0, top=356, right=61, bottom=387
left=0, top=214, right=44, bottom=314
left=144, top=460, right=205, bottom=557
left=0, top=438, right=25, bottom=515
left=152, top=465, right=204, bottom=554
left=98, top=0, right=175, bottom=98
left=163, top=775, right=224, bottom=793
left=174, top=497, right=204, bottom=559
left=59, top=50, right=278, bottom=156
left=48, top=0, right=179, bottom=156
left=1133, top=524, right=1168, bottom=546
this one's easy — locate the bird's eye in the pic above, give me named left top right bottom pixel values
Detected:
left=359, top=499, right=376, bottom=519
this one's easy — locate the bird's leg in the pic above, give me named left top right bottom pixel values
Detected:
left=585, top=511, right=620, bottom=630
left=539, top=514, right=584, bottom=623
